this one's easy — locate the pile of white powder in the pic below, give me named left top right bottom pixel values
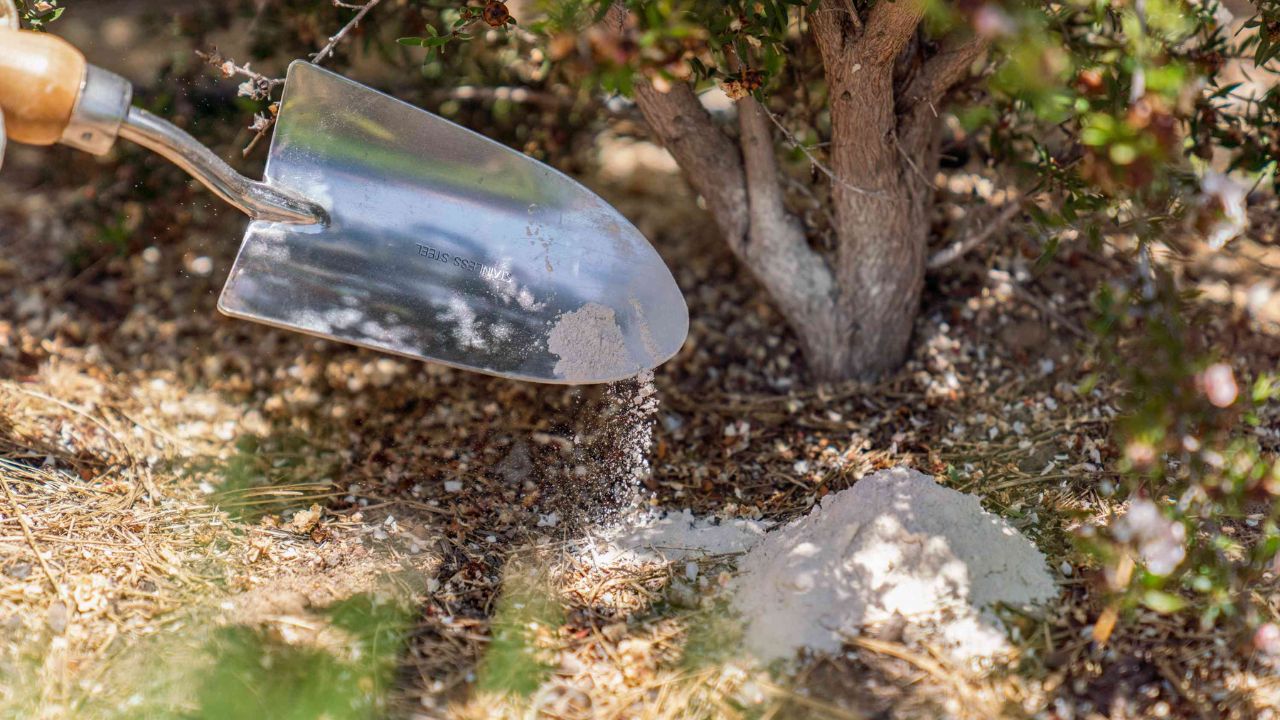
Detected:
left=729, top=467, right=1058, bottom=666
left=592, top=509, right=769, bottom=564
left=580, top=467, right=1056, bottom=666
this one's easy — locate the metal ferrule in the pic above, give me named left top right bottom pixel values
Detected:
left=118, top=106, right=326, bottom=226
left=60, top=65, right=133, bottom=155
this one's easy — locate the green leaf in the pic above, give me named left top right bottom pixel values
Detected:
left=1252, top=375, right=1277, bottom=403
left=400, top=34, right=451, bottom=49
left=1034, top=236, right=1060, bottom=273
left=1141, top=590, right=1187, bottom=614
left=1077, top=373, right=1100, bottom=395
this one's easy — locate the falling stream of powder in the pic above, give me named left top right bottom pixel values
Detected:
left=603, top=369, right=658, bottom=519
left=543, top=310, right=1056, bottom=667
left=536, top=369, right=659, bottom=528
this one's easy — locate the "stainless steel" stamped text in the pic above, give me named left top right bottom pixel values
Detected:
left=416, top=243, right=512, bottom=283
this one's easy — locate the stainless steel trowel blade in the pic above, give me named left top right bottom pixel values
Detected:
left=219, top=61, right=688, bottom=384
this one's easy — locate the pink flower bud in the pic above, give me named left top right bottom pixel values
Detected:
left=1202, top=363, right=1238, bottom=408
left=1255, top=623, right=1280, bottom=655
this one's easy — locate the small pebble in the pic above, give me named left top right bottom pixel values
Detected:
left=47, top=601, right=68, bottom=635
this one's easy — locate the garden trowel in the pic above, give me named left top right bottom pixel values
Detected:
left=0, top=22, right=688, bottom=384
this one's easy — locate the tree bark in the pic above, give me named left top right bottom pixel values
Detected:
left=808, top=0, right=929, bottom=379
left=633, top=81, right=842, bottom=366
left=628, top=2, right=987, bottom=382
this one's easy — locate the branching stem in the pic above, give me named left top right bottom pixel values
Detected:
left=312, top=0, right=384, bottom=66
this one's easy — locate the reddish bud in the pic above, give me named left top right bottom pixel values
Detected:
left=482, top=1, right=511, bottom=28
left=1075, top=68, right=1105, bottom=96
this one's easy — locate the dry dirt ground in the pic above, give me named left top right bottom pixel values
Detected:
left=2, top=101, right=1280, bottom=719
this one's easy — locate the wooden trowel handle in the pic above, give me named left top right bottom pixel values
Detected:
left=0, top=27, right=131, bottom=155
left=0, top=28, right=87, bottom=146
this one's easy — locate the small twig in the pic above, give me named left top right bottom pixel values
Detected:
left=241, top=117, right=276, bottom=158
left=1009, top=281, right=1089, bottom=340
left=755, top=679, right=868, bottom=720
left=845, top=635, right=969, bottom=690
left=11, top=387, right=131, bottom=460
left=194, top=49, right=284, bottom=92
left=898, top=144, right=933, bottom=193
left=1156, top=658, right=1214, bottom=720
left=193, top=48, right=284, bottom=155
left=1, top=476, right=66, bottom=602
left=781, top=173, right=839, bottom=232
left=311, top=0, right=384, bottom=66
left=762, top=107, right=885, bottom=198
left=928, top=200, right=1023, bottom=270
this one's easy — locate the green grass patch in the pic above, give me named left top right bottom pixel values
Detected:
left=193, top=593, right=412, bottom=720
left=475, top=566, right=564, bottom=697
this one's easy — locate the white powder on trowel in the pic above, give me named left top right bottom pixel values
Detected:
left=730, top=467, right=1058, bottom=666
left=548, top=303, right=633, bottom=380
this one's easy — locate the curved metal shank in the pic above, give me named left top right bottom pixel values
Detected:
left=118, top=107, right=325, bottom=225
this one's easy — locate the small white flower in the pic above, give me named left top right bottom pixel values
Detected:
left=973, top=5, right=1016, bottom=37
left=248, top=113, right=272, bottom=132
left=1112, top=498, right=1186, bottom=576
left=1198, top=172, right=1248, bottom=249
